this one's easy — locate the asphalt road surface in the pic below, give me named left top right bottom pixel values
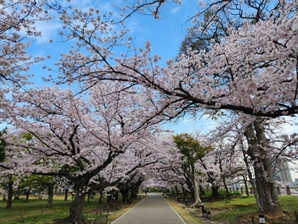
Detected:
left=111, top=192, right=186, bottom=224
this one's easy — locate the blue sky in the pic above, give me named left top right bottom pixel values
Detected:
left=28, top=1, right=198, bottom=74
left=12, top=1, right=298, bottom=180
left=27, top=1, right=217, bottom=134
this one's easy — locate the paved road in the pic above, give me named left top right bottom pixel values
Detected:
left=111, top=192, right=186, bottom=224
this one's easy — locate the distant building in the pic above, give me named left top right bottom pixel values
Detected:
left=274, top=162, right=293, bottom=184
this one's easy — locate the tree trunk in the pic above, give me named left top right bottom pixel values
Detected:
left=120, top=189, right=129, bottom=203
left=243, top=176, right=249, bottom=196
left=220, top=161, right=230, bottom=199
left=47, top=183, right=54, bottom=208
left=241, top=139, right=256, bottom=198
left=245, top=120, right=283, bottom=217
left=114, top=190, right=119, bottom=201
left=222, top=174, right=231, bottom=199
left=190, top=186, right=195, bottom=199
left=130, top=187, right=138, bottom=200
left=190, top=163, right=201, bottom=207
left=25, top=188, right=31, bottom=202
left=64, top=189, right=69, bottom=201
left=6, top=180, right=13, bottom=209
left=175, top=186, right=180, bottom=195
left=182, top=187, right=187, bottom=197
left=98, top=190, right=104, bottom=204
left=211, top=185, right=220, bottom=198
left=67, top=191, right=86, bottom=224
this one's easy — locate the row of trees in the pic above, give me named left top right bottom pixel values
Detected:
left=154, top=127, right=297, bottom=210
left=0, top=0, right=297, bottom=223
left=0, top=84, right=177, bottom=222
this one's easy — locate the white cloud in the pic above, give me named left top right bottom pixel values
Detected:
left=34, top=21, right=62, bottom=44
left=163, top=114, right=219, bottom=135
left=171, top=7, right=180, bottom=14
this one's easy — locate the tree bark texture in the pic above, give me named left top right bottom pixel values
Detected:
left=245, top=119, right=283, bottom=217
left=211, top=185, right=220, bottom=198
left=47, top=183, right=54, bottom=208
left=67, top=191, right=86, bottom=224
left=190, top=163, right=201, bottom=207
left=6, top=180, right=13, bottom=209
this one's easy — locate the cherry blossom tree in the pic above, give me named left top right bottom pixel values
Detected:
left=1, top=83, right=168, bottom=223
left=1, top=0, right=297, bottom=219
left=90, top=132, right=174, bottom=203
left=0, top=0, right=45, bottom=85
left=55, top=0, right=297, bottom=118
left=0, top=0, right=70, bottom=125
left=51, top=1, right=296, bottom=217
left=154, top=146, right=188, bottom=196
left=206, top=113, right=298, bottom=216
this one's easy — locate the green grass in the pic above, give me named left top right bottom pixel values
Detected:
left=202, top=195, right=298, bottom=223
left=0, top=195, right=108, bottom=224
left=279, top=195, right=298, bottom=211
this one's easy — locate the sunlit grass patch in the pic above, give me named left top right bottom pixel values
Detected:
left=204, top=195, right=298, bottom=224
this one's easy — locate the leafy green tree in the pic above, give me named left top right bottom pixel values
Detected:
left=173, top=133, right=211, bottom=207
left=18, top=174, right=56, bottom=207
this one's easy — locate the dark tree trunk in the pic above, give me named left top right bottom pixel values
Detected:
left=98, top=190, right=104, bottom=204
left=222, top=174, right=230, bottom=199
left=175, top=186, right=180, bottom=195
left=130, top=187, right=138, bottom=200
left=243, top=176, right=249, bottom=196
left=211, top=185, right=220, bottom=198
left=182, top=187, right=187, bottom=197
left=245, top=120, right=283, bottom=217
left=190, top=186, right=195, bottom=199
left=6, top=180, right=13, bottom=209
left=25, top=189, right=31, bottom=202
left=47, top=183, right=54, bottom=208
left=67, top=191, right=86, bottom=224
left=107, top=193, right=113, bottom=204
left=114, top=191, right=119, bottom=201
left=120, top=189, right=129, bottom=203
left=64, top=189, right=69, bottom=201
left=253, top=160, right=282, bottom=216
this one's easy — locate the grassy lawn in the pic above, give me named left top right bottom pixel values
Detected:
left=0, top=195, right=113, bottom=224
left=202, top=195, right=298, bottom=223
